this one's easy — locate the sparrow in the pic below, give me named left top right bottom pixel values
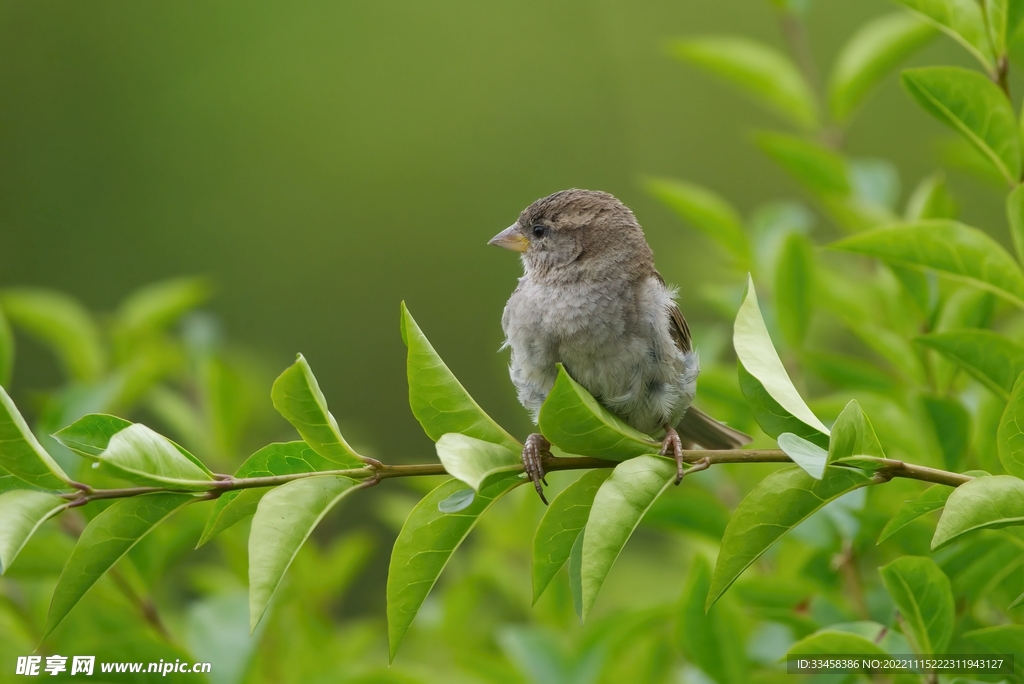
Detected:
left=490, top=189, right=751, bottom=503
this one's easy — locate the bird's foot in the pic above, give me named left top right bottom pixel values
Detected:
left=660, top=426, right=685, bottom=485
left=522, top=433, right=551, bottom=505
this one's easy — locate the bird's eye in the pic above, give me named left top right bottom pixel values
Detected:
left=531, top=224, right=546, bottom=238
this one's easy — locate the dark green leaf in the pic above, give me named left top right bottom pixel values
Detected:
left=387, top=476, right=520, bottom=661
left=198, top=441, right=336, bottom=547
left=1008, top=183, right=1024, bottom=266
left=400, top=303, right=520, bottom=452
left=0, top=288, right=105, bottom=382
left=829, top=399, right=886, bottom=463
left=679, top=557, right=747, bottom=684
left=778, top=433, right=828, bottom=479
left=538, top=364, right=659, bottom=460
left=115, top=277, right=211, bottom=334
left=901, top=67, right=1019, bottom=183
left=0, top=385, right=69, bottom=489
left=775, top=232, right=814, bottom=348
left=435, top=433, right=521, bottom=492
left=532, top=469, right=611, bottom=604
left=738, top=361, right=829, bottom=448
left=708, top=466, right=873, bottom=609
left=645, top=177, right=751, bottom=268
left=642, top=486, right=731, bottom=540
left=0, top=305, right=12, bottom=388
left=801, top=350, right=899, bottom=393
left=922, top=395, right=970, bottom=470
left=828, top=13, right=935, bottom=121
left=672, top=37, right=817, bottom=128
left=933, top=475, right=1024, bottom=549
left=916, top=330, right=1024, bottom=399
left=879, top=556, right=954, bottom=653
left=998, top=373, right=1024, bottom=478
left=43, top=492, right=194, bottom=638
left=96, top=423, right=213, bottom=489
left=894, top=0, right=994, bottom=67
left=734, top=276, right=830, bottom=436
left=437, top=488, right=475, bottom=513
left=270, top=354, right=365, bottom=467
left=248, top=475, right=357, bottom=631
left=834, top=220, right=1024, bottom=308
left=879, top=484, right=953, bottom=542
left=0, top=490, right=66, bottom=574
left=581, top=455, right=675, bottom=620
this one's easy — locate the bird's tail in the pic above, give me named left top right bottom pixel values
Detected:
left=677, top=406, right=752, bottom=450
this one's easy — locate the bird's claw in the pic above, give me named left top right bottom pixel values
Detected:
left=522, top=434, right=551, bottom=505
left=660, top=427, right=685, bottom=485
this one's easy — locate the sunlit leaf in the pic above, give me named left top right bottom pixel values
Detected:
left=708, top=466, right=872, bottom=609
left=437, top=488, right=475, bottom=513
left=829, top=12, right=935, bottom=121
left=829, top=400, right=885, bottom=466
left=778, top=433, right=827, bottom=479
left=0, top=385, right=69, bottom=489
left=568, top=531, right=584, bottom=619
left=901, top=67, right=1019, bottom=183
left=248, top=475, right=357, bottom=631
left=198, top=441, right=336, bottom=547
left=879, top=484, right=954, bottom=542
left=916, top=330, right=1024, bottom=399
left=933, top=475, right=1024, bottom=549
left=387, top=476, right=520, bottom=661
left=999, top=373, right=1024, bottom=479
left=581, top=455, right=675, bottom=620
left=879, top=556, right=954, bottom=653
left=775, top=232, right=814, bottom=348
left=0, top=490, right=65, bottom=574
left=52, top=413, right=133, bottom=459
left=435, top=433, right=521, bottom=492
left=95, top=423, right=213, bottom=489
left=271, top=354, right=365, bottom=467
left=786, top=630, right=888, bottom=661
left=532, top=469, right=611, bottom=604
left=834, top=220, right=1024, bottom=308
left=400, top=303, right=520, bottom=452
left=43, top=492, right=194, bottom=638
left=0, top=305, right=12, bottom=388
left=984, top=0, right=1024, bottom=55
left=894, top=0, right=994, bottom=67
left=738, top=362, right=828, bottom=448
left=0, top=288, right=105, bottom=382
left=905, top=172, right=957, bottom=220
left=645, top=177, right=751, bottom=268
left=679, top=557, right=747, bottom=684
left=538, top=364, right=660, bottom=460
left=672, top=36, right=818, bottom=128
left=734, top=276, right=830, bottom=435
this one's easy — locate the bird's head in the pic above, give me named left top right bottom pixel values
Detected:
left=488, top=189, right=653, bottom=280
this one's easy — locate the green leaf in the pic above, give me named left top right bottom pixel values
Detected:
left=645, top=177, right=751, bottom=268
left=755, top=132, right=849, bottom=197
left=671, top=36, right=818, bottom=128
left=828, top=12, right=936, bottom=121
left=801, top=350, right=899, bottom=393
left=734, top=276, right=829, bottom=435
left=894, top=0, right=994, bottom=67
left=833, top=220, right=1024, bottom=308
left=916, top=330, right=1024, bottom=399
left=922, top=395, right=970, bottom=470
left=985, top=0, right=1024, bottom=55
left=778, top=433, right=828, bottom=479
left=271, top=354, right=364, bottom=467
left=738, top=361, right=829, bottom=448
left=905, top=172, right=958, bottom=220
left=52, top=413, right=133, bottom=459
left=538, top=364, right=660, bottom=459
left=43, top=492, right=193, bottom=638
left=679, top=557, right=747, bottom=684
left=0, top=288, right=105, bottom=382
left=435, top=433, right=521, bottom=492
left=999, top=373, right=1024, bottom=478
left=96, top=423, right=213, bottom=489
left=400, top=303, right=519, bottom=452
left=708, top=466, right=872, bottom=609
left=248, top=474, right=357, bottom=632
left=0, top=490, right=66, bottom=574
left=1010, top=184, right=1024, bottom=266
left=437, top=488, right=474, bottom=513
left=829, top=399, right=886, bottom=463
left=532, top=469, right=611, bottom=604
left=879, top=484, right=955, bottom=542
left=901, top=67, right=1019, bottom=183
left=933, top=475, right=1024, bottom=548
left=115, top=277, right=211, bottom=334
left=198, top=441, right=337, bottom=547
left=961, top=625, right=1024, bottom=678
left=581, top=455, right=676, bottom=620
left=387, top=476, right=520, bottom=661
left=0, top=385, right=69, bottom=489
left=775, top=232, right=814, bottom=348
left=568, top=528, right=584, bottom=619
left=642, top=486, right=731, bottom=539
left=786, top=630, right=888, bottom=660
left=879, top=556, right=954, bottom=653
left=0, top=305, right=12, bottom=388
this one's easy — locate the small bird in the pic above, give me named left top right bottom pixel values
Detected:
left=490, top=189, right=751, bottom=503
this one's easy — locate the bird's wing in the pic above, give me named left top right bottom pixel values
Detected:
left=654, top=272, right=691, bottom=354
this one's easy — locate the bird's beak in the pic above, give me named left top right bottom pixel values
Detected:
left=488, top=223, right=529, bottom=252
